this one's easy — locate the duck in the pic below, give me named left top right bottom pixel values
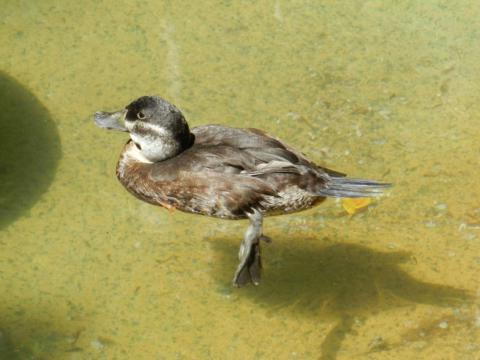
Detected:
left=94, top=96, right=390, bottom=287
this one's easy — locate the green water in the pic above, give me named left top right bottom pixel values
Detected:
left=1, top=1, right=479, bottom=359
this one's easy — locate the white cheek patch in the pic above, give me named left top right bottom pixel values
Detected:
left=142, top=122, right=170, bottom=136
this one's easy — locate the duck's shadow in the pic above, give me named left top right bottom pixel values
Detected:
left=210, top=235, right=472, bottom=359
left=0, top=72, right=61, bottom=229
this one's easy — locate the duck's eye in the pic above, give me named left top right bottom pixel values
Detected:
left=137, top=111, right=146, bottom=120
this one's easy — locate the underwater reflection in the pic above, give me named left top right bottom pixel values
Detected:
left=0, top=72, right=61, bottom=229
left=212, top=238, right=471, bottom=360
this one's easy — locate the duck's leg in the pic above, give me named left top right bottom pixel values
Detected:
left=233, top=209, right=266, bottom=287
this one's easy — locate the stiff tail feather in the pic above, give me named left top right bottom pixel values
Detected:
left=317, top=176, right=392, bottom=198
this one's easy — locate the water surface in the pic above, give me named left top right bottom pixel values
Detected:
left=1, top=1, right=479, bottom=359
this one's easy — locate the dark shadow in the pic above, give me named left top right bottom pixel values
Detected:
left=0, top=307, right=84, bottom=359
left=0, top=72, right=61, bottom=229
left=211, top=236, right=472, bottom=360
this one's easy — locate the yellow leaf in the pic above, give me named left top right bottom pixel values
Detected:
left=342, top=197, right=372, bottom=215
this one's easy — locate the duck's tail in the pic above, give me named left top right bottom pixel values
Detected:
left=316, top=176, right=392, bottom=198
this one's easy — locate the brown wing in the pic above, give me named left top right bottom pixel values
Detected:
left=192, top=125, right=346, bottom=177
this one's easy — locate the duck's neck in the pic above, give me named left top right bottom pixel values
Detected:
left=130, top=132, right=182, bottom=162
left=122, top=140, right=154, bottom=164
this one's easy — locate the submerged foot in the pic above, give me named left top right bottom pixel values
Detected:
left=233, top=240, right=262, bottom=287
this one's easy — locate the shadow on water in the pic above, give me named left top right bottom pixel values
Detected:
left=211, top=236, right=472, bottom=360
left=0, top=307, right=84, bottom=360
left=0, top=72, right=61, bottom=229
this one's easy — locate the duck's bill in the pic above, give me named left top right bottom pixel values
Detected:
left=94, top=110, right=128, bottom=132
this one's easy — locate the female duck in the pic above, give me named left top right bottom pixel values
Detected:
left=95, top=96, right=389, bottom=287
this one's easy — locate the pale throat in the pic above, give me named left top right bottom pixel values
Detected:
left=124, top=141, right=153, bottom=164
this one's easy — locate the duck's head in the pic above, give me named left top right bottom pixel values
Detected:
left=94, top=96, right=194, bottom=162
